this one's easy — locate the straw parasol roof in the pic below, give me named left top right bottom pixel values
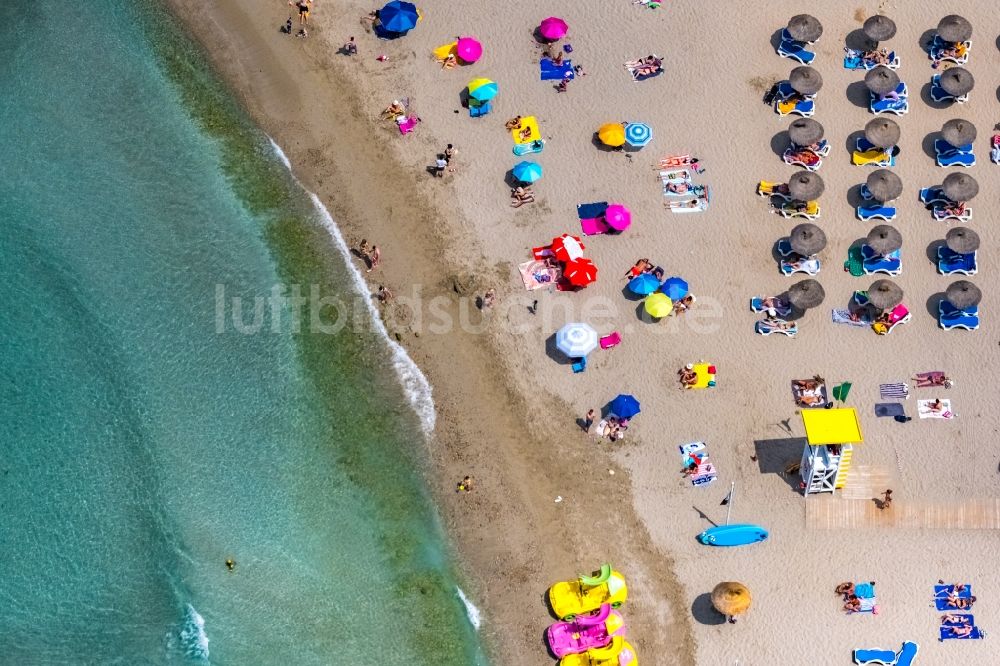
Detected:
left=867, top=225, right=903, bottom=255
left=865, top=66, right=899, bottom=95
left=788, top=171, right=824, bottom=201
left=946, top=227, right=980, bottom=254
left=943, top=173, right=979, bottom=202
left=863, top=15, right=897, bottom=42
left=787, top=279, right=826, bottom=309
left=865, top=118, right=900, bottom=149
left=938, top=68, right=974, bottom=96
left=946, top=280, right=982, bottom=309
left=868, top=279, right=903, bottom=310
left=866, top=169, right=902, bottom=202
left=712, top=582, right=752, bottom=617
left=938, top=15, right=972, bottom=43
left=787, top=14, right=823, bottom=42
left=788, top=118, right=824, bottom=146
left=789, top=223, right=826, bottom=256
left=789, top=66, right=823, bottom=95
left=941, top=119, right=977, bottom=148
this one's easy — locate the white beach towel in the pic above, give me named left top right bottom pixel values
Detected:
left=918, top=399, right=955, bottom=419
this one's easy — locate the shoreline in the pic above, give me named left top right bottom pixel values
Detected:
left=163, top=0, right=694, bottom=664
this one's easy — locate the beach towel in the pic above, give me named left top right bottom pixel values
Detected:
left=518, top=259, right=560, bottom=291
left=940, top=624, right=984, bottom=640
left=854, top=642, right=918, bottom=666
left=599, top=332, right=621, bottom=350
left=792, top=381, right=827, bottom=408
left=874, top=403, right=905, bottom=418
left=934, top=584, right=971, bottom=610
left=879, top=383, right=910, bottom=400
left=511, top=116, right=540, bottom=144
left=678, top=442, right=717, bottom=486
left=832, top=309, right=870, bottom=327
left=918, top=399, right=954, bottom=420
left=540, top=58, right=574, bottom=81
left=397, top=117, right=420, bottom=134
left=658, top=154, right=694, bottom=168
left=580, top=217, right=610, bottom=236
left=532, top=244, right=554, bottom=260
left=577, top=202, right=609, bottom=219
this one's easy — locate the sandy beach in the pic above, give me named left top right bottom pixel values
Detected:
left=169, top=0, right=1000, bottom=663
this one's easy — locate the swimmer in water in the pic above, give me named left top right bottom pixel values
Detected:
left=226, top=558, right=235, bottom=572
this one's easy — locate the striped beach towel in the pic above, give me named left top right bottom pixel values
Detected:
left=879, top=382, right=910, bottom=400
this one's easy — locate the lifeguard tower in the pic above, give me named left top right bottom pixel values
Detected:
left=799, top=408, right=864, bottom=496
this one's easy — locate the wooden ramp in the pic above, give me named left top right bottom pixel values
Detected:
left=835, top=464, right=895, bottom=500
left=806, top=497, right=1000, bottom=530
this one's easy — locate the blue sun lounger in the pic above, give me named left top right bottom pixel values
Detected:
left=919, top=187, right=949, bottom=205
left=929, top=36, right=971, bottom=64
left=938, top=247, right=977, bottom=275
left=540, top=58, right=574, bottom=81
left=862, top=247, right=902, bottom=276
left=854, top=641, right=919, bottom=666
left=930, top=74, right=969, bottom=104
left=857, top=203, right=897, bottom=221
left=870, top=83, right=909, bottom=115
left=755, top=319, right=797, bottom=337
left=939, top=301, right=980, bottom=331
left=934, top=139, right=973, bottom=155
left=844, top=49, right=900, bottom=70
left=751, top=297, right=792, bottom=317
left=937, top=150, right=976, bottom=168
left=778, top=40, right=816, bottom=64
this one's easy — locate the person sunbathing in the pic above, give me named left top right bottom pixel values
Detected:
left=673, top=294, right=695, bottom=315
left=381, top=100, right=406, bottom=119
left=934, top=43, right=962, bottom=60
left=762, top=316, right=794, bottom=331
left=938, top=202, right=967, bottom=217
left=862, top=48, right=891, bottom=65
left=517, top=126, right=533, bottom=141
left=651, top=267, right=665, bottom=281
left=835, top=582, right=855, bottom=596
left=758, top=182, right=790, bottom=197
left=760, top=296, right=788, bottom=312
left=624, top=259, right=651, bottom=279
left=942, top=614, right=972, bottom=625
left=783, top=256, right=815, bottom=270
left=928, top=398, right=945, bottom=413
left=666, top=182, right=691, bottom=194
left=843, top=595, right=862, bottom=612
left=441, top=53, right=457, bottom=69
left=504, top=116, right=523, bottom=131
left=785, top=147, right=820, bottom=165
left=510, top=186, right=535, bottom=207
left=943, top=625, right=974, bottom=638
left=878, top=89, right=900, bottom=102
left=944, top=593, right=976, bottom=609
left=913, top=372, right=952, bottom=388
left=678, top=365, right=698, bottom=387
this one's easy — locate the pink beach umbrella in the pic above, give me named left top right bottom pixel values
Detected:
left=539, top=17, right=568, bottom=41
left=605, top=204, right=632, bottom=231
left=456, top=36, right=483, bottom=64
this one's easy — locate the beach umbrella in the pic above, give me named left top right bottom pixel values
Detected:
left=866, top=170, right=902, bottom=202
left=467, top=77, right=498, bottom=102
left=789, top=223, right=826, bottom=256
left=788, top=118, right=824, bottom=146
left=610, top=394, right=641, bottom=419
left=712, top=582, right=752, bottom=618
left=788, top=171, right=824, bottom=201
left=555, top=322, right=599, bottom=358
left=661, top=276, right=689, bottom=301
left=938, top=15, right=972, bottom=43
left=644, top=292, right=673, bottom=318
left=865, top=118, right=900, bottom=149
left=866, top=225, right=903, bottom=255
left=868, top=279, right=903, bottom=310
left=538, top=16, right=568, bottom=41
left=789, top=66, right=823, bottom=95
left=456, top=37, right=483, bottom=64
left=787, top=15, right=823, bottom=42
left=864, top=66, right=899, bottom=95
left=943, top=173, right=978, bottom=202
left=787, top=279, right=825, bottom=309
left=605, top=204, right=632, bottom=231
left=938, top=68, right=974, bottom=97
left=941, top=119, right=977, bottom=147
left=379, top=0, right=419, bottom=33
left=863, top=15, right=897, bottom=42
left=628, top=273, right=660, bottom=295
left=624, top=122, right=653, bottom=148
left=598, top=123, right=626, bottom=147
left=564, top=258, right=597, bottom=287
left=551, top=234, right=585, bottom=262
left=946, top=280, right=981, bottom=309
left=946, top=227, right=980, bottom=254
left=512, top=160, right=543, bottom=183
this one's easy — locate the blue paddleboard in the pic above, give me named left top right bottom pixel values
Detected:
left=697, top=524, right=769, bottom=547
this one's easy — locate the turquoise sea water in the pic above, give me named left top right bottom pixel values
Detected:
left=0, top=2, right=482, bottom=663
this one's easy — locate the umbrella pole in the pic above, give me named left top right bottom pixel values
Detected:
left=725, top=481, right=735, bottom=526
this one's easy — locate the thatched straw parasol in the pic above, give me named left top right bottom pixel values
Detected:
left=789, top=66, right=823, bottom=95
left=866, top=225, right=903, bottom=255
left=946, top=280, right=981, bottom=309
left=789, top=223, right=826, bottom=256
left=866, top=170, right=902, bottom=202
left=788, top=171, right=824, bottom=201
left=868, top=279, right=903, bottom=310
left=787, top=15, right=823, bottom=42
left=865, top=66, right=899, bottom=95
left=863, top=15, right=897, bottom=42
left=941, top=119, right=977, bottom=148
left=712, top=582, right=752, bottom=618
left=938, top=68, right=974, bottom=97
left=787, top=279, right=826, bottom=309
left=945, top=227, right=980, bottom=254
left=788, top=118, right=824, bottom=146
left=864, top=118, right=900, bottom=149
left=938, top=15, right=972, bottom=43
left=942, top=173, right=979, bottom=202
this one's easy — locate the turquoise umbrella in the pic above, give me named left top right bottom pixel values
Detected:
left=512, top=161, right=543, bottom=183
left=467, top=79, right=498, bottom=102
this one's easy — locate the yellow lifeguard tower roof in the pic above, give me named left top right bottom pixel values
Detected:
left=801, top=408, right=863, bottom=445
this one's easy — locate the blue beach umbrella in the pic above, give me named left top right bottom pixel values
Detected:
left=610, top=394, right=641, bottom=419
left=661, top=276, right=689, bottom=300
left=380, top=0, right=419, bottom=34
left=512, top=161, right=543, bottom=183
left=628, top=273, right=660, bottom=295
left=624, top=122, right=653, bottom=148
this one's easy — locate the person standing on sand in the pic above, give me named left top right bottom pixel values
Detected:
left=358, top=239, right=371, bottom=264
left=344, top=36, right=358, bottom=55
left=291, top=0, right=311, bottom=25
left=367, top=245, right=381, bottom=273
left=880, top=489, right=893, bottom=510
left=444, top=143, right=457, bottom=172
left=583, top=409, right=595, bottom=432
left=457, top=476, right=473, bottom=492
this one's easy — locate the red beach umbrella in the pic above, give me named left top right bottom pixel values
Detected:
left=564, top=258, right=598, bottom=287
left=551, top=234, right=586, bottom=262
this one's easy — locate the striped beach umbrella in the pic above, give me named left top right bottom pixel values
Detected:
left=512, top=160, right=543, bottom=183
left=467, top=78, right=498, bottom=102
left=555, top=322, right=599, bottom=357
left=624, top=122, right=652, bottom=148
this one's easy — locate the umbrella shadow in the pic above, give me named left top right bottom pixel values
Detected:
left=770, top=130, right=789, bottom=158
left=544, top=332, right=574, bottom=366
left=769, top=28, right=784, bottom=52
left=846, top=183, right=865, bottom=209
left=691, top=593, right=726, bottom=626
left=532, top=26, right=557, bottom=45
left=458, top=89, right=471, bottom=109
left=845, top=130, right=865, bottom=157
left=920, top=81, right=952, bottom=110
left=925, top=291, right=946, bottom=319
left=925, top=239, right=945, bottom=266
left=771, top=238, right=789, bottom=265
left=921, top=131, right=940, bottom=160
left=917, top=29, right=937, bottom=53
left=621, top=284, right=645, bottom=302
left=591, top=133, right=623, bottom=153
left=753, top=437, right=807, bottom=493
left=505, top=170, right=531, bottom=187
left=634, top=301, right=662, bottom=323
left=846, top=28, right=875, bottom=52
left=845, top=81, right=871, bottom=109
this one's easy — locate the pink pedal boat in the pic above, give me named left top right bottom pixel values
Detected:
left=546, top=603, right=627, bottom=658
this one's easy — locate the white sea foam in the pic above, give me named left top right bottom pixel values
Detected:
left=179, top=604, right=210, bottom=661
left=268, top=138, right=437, bottom=434
left=456, top=586, right=482, bottom=630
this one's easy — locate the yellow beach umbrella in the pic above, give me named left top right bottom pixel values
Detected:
left=644, top=292, right=673, bottom=318
left=467, top=78, right=498, bottom=102
left=598, top=123, right=626, bottom=147
left=712, top=582, right=751, bottom=617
